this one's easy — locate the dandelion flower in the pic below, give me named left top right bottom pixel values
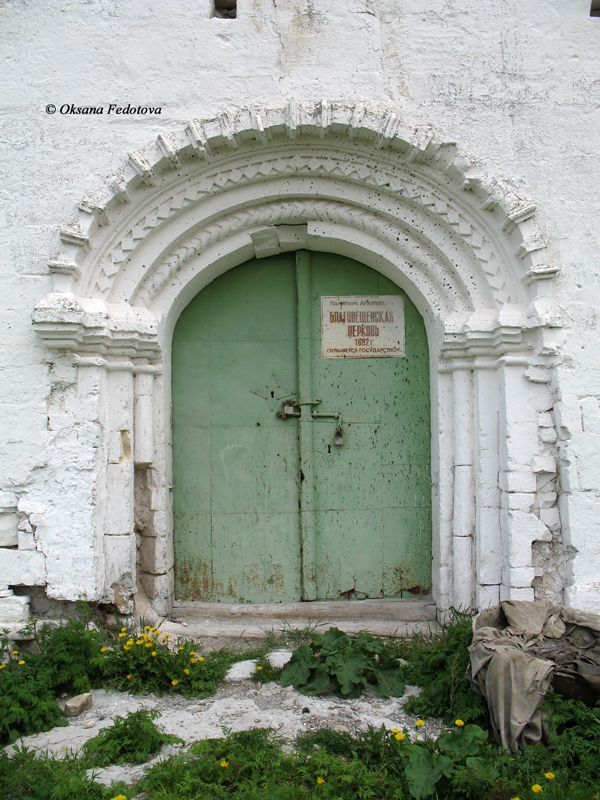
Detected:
left=190, top=658, right=197, bottom=664
left=172, top=679, right=178, bottom=686
left=144, top=626, right=151, bottom=631
left=145, top=643, right=152, bottom=648
left=391, top=728, right=400, bottom=733
left=178, top=647, right=184, bottom=651
left=416, top=720, right=425, bottom=727
left=532, top=786, right=542, bottom=794
left=127, top=639, right=134, bottom=646
left=136, top=640, right=143, bottom=646
left=119, top=633, right=126, bottom=638
left=0, top=665, right=5, bottom=670
left=317, top=777, right=325, bottom=784
left=544, top=773, right=555, bottom=780
left=121, top=627, right=127, bottom=633
left=184, top=668, right=189, bottom=675
left=110, top=795, right=127, bottom=800
left=198, top=656, right=204, bottom=662
left=221, top=760, right=229, bottom=768
left=455, top=719, right=465, bottom=727
left=127, top=674, right=132, bottom=680
left=257, top=666, right=263, bottom=671
left=509, top=797, right=521, bottom=800
left=163, top=633, right=170, bottom=639
left=395, top=732, right=405, bottom=741
left=100, top=647, right=107, bottom=653
left=151, top=651, right=157, bottom=657
left=12, top=651, right=18, bottom=656
left=18, top=660, right=25, bottom=665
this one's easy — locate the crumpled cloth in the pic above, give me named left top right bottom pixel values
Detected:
left=467, top=600, right=600, bottom=752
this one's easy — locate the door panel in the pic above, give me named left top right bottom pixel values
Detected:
left=172, top=251, right=431, bottom=603
left=308, top=252, right=431, bottom=599
left=172, top=255, right=302, bottom=603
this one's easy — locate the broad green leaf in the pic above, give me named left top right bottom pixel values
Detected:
left=438, top=724, right=487, bottom=758
left=465, top=756, right=498, bottom=781
left=325, top=650, right=369, bottom=695
left=404, top=749, right=443, bottom=799
left=374, top=663, right=405, bottom=698
left=315, top=627, right=351, bottom=655
left=355, top=632, right=384, bottom=655
left=280, top=646, right=319, bottom=689
left=298, top=663, right=330, bottom=696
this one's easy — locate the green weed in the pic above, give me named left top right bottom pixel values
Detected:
left=280, top=627, right=405, bottom=698
left=82, top=709, right=183, bottom=766
left=402, top=610, right=488, bottom=724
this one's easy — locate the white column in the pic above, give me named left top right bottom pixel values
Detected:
left=134, top=371, right=154, bottom=467
left=452, top=367, right=475, bottom=609
left=432, top=370, right=454, bottom=611
left=104, top=368, right=136, bottom=612
left=473, top=365, right=501, bottom=608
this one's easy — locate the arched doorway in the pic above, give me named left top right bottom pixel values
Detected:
left=172, top=250, right=431, bottom=603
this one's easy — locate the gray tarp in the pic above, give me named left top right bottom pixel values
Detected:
left=467, top=600, right=600, bottom=751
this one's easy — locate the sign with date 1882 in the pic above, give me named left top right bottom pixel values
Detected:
left=321, top=295, right=406, bottom=358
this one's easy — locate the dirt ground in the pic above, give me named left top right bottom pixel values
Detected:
left=7, top=650, right=444, bottom=790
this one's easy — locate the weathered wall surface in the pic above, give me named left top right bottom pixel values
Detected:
left=1, top=0, right=599, bottom=609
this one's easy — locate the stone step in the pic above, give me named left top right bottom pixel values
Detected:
left=161, top=599, right=440, bottom=641
left=172, top=598, right=437, bottom=622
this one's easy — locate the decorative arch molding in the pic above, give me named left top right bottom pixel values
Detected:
left=31, top=100, right=565, bottom=617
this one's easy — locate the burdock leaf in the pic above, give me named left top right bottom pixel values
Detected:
left=280, top=646, right=319, bottom=689
left=374, top=663, right=405, bottom=697
left=325, top=650, right=368, bottom=695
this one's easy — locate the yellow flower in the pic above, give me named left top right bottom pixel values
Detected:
left=0, top=665, right=5, bottom=670
left=151, top=651, right=157, bottom=657
left=127, top=639, right=134, bottom=646
left=119, top=632, right=126, bottom=638
left=190, top=651, right=196, bottom=656
left=221, top=760, right=229, bottom=768
left=12, top=651, right=18, bottom=656
left=395, top=732, right=405, bottom=740
left=257, top=666, right=263, bottom=671
left=144, top=626, right=151, bottom=631
left=455, top=719, right=465, bottom=727
left=127, top=674, right=132, bottom=679
left=110, top=795, right=127, bottom=800
left=198, top=656, right=204, bottom=662
left=391, top=728, right=400, bottom=733
left=124, top=646, right=131, bottom=651
left=317, top=777, right=325, bottom=784
left=532, top=786, right=542, bottom=794
left=184, top=668, right=189, bottom=675
left=100, top=647, right=107, bottom=653
left=121, top=627, right=127, bottom=633
left=163, top=633, right=170, bottom=639
left=145, top=643, right=152, bottom=648
left=544, top=773, right=555, bottom=780
left=190, top=658, right=197, bottom=664
left=18, top=660, right=25, bottom=665
left=509, top=797, right=521, bottom=800
left=136, top=640, right=143, bottom=646
left=172, top=679, right=178, bottom=686
left=415, top=720, right=425, bottom=727
left=178, top=647, right=184, bottom=651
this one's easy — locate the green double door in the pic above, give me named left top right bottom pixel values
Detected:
left=172, top=251, right=431, bottom=603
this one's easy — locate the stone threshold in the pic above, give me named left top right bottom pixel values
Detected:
left=160, top=598, right=439, bottom=641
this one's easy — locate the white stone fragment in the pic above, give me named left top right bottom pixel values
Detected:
left=266, top=650, right=293, bottom=669
left=224, top=660, right=258, bottom=682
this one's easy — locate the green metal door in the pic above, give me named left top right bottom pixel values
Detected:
left=172, top=251, right=431, bottom=603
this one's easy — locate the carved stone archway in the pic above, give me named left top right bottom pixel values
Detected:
left=32, top=101, right=563, bottom=616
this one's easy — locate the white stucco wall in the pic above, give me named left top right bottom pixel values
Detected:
left=1, top=0, right=599, bottom=610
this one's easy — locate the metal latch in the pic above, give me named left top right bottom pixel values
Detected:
left=277, top=400, right=301, bottom=418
